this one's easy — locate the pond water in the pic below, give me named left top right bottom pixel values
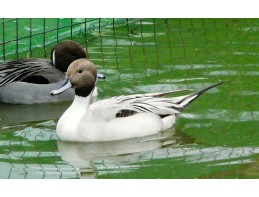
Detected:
left=0, top=18, right=259, bottom=178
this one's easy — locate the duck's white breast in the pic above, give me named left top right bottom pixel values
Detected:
left=56, top=95, right=90, bottom=141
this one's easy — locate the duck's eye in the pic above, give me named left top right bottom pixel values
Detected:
left=78, top=69, right=83, bottom=73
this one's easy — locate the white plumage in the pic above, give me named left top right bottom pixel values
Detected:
left=51, top=59, right=224, bottom=142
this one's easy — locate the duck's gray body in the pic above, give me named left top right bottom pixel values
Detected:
left=0, top=81, right=74, bottom=104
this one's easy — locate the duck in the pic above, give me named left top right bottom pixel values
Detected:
left=51, top=58, right=224, bottom=142
left=0, top=40, right=105, bottom=104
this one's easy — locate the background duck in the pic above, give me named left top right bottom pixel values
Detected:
left=51, top=59, right=224, bottom=142
left=0, top=40, right=102, bottom=104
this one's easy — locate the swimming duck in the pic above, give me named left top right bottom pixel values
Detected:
left=0, top=40, right=104, bottom=104
left=51, top=59, right=224, bottom=142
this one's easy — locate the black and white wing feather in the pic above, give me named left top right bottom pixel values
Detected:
left=90, top=82, right=224, bottom=121
left=0, top=59, right=64, bottom=87
left=90, top=90, right=187, bottom=121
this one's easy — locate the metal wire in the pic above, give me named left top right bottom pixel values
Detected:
left=0, top=18, right=131, bottom=61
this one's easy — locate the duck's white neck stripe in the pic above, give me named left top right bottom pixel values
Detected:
left=52, top=49, right=56, bottom=66
left=72, top=95, right=91, bottom=111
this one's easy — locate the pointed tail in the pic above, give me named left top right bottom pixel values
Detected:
left=177, top=81, right=224, bottom=109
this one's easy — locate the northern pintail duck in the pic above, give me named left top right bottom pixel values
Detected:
left=51, top=59, right=223, bottom=142
left=0, top=40, right=104, bottom=104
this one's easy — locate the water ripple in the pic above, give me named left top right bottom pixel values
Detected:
left=181, top=110, right=259, bottom=122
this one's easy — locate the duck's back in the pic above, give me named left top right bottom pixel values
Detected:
left=0, top=58, right=64, bottom=86
left=0, top=58, right=73, bottom=104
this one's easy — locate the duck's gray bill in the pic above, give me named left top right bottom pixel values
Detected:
left=97, top=73, right=105, bottom=79
left=50, top=77, right=72, bottom=96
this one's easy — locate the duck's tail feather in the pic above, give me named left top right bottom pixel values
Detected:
left=177, top=81, right=224, bottom=109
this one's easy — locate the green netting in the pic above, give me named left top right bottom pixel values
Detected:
left=0, top=18, right=134, bottom=61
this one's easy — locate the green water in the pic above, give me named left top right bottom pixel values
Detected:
left=0, top=18, right=133, bottom=60
left=1, top=18, right=259, bottom=178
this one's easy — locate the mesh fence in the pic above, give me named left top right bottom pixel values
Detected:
left=0, top=18, right=135, bottom=61
left=0, top=18, right=259, bottom=178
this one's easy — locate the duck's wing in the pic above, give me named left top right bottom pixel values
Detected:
left=0, top=59, right=63, bottom=87
left=90, top=92, right=184, bottom=121
left=90, top=82, right=224, bottom=121
left=114, top=89, right=192, bottom=99
left=0, top=59, right=44, bottom=86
